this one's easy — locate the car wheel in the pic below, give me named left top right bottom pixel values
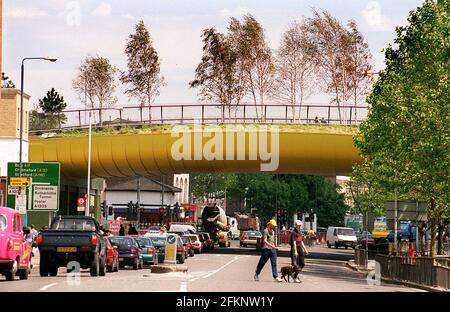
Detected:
left=178, top=255, right=185, bottom=264
left=335, top=242, right=339, bottom=249
left=19, top=268, right=29, bottom=280
left=327, top=241, right=331, bottom=248
left=90, top=253, right=99, bottom=277
left=345, top=246, right=348, bottom=250
left=49, top=265, right=58, bottom=277
left=39, top=252, right=49, bottom=277
left=99, top=254, right=106, bottom=276
left=5, top=259, right=17, bottom=281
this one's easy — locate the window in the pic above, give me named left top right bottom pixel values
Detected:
left=0, top=215, right=7, bottom=231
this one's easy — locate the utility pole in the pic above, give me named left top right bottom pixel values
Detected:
left=137, top=177, right=141, bottom=231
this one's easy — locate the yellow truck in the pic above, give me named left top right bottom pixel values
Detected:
left=372, top=217, right=389, bottom=242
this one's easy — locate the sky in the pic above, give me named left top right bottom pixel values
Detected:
left=3, top=0, right=425, bottom=109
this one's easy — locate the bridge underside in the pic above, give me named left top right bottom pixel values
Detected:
left=29, top=126, right=360, bottom=178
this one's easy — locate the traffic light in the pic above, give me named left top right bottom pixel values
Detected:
left=297, top=210, right=302, bottom=221
left=108, top=205, right=113, bottom=217
left=101, top=201, right=107, bottom=219
left=283, top=209, right=288, bottom=224
left=159, top=207, right=165, bottom=223
left=127, top=201, right=133, bottom=217
left=276, top=208, right=281, bottom=226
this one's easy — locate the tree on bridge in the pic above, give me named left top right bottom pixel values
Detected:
left=121, top=20, right=165, bottom=122
left=30, top=88, right=68, bottom=130
left=73, top=55, right=118, bottom=126
left=353, top=0, right=449, bottom=256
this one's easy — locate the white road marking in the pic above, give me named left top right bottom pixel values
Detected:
left=189, top=277, right=199, bottom=282
left=179, top=282, right=187, bottom=292
left=202, top=256, right=243, bottom=279
left=40, top=283, right=58, bottom=291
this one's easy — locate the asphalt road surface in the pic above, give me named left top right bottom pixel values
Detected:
left=0, top=243, right=423, bottom=292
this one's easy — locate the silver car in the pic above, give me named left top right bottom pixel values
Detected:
left=240, top=230, right=262, bottom=247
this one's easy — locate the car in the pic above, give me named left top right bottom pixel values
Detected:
left=357, top=231, right=375, bottom=248
left=147, top=235, right=166, bottom=263
left=181, top=235, right=195, bottom=257
left=109, top=236, right=143, bottom=270
left=169, top=224, right=197, bottom=234
left=175, top=236, right=187, bottom=264
left=240, top=230, right=262, bottom=248
left=0, top=207, right=33, bottom=281
left=326, top=227, right=357, bottom=249
left=136, top=237, right=158, bottom=265
left=188, top=234, right=203, bottom=254
left=104, top=237, right=119, bottom=272
left=198, top=232, right=214, bottom=251
left=38, top=215, right=107, bottom=277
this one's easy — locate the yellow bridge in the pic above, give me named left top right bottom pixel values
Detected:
left=30, top=125, right=361, bottom=178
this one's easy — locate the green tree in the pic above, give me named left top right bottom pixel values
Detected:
left=353, top=0, right=449, bottom=256
left=73, top=55, right=118, bottom=126
left=121, top=20, right=165, bottom=122
left=38, top=88, right=67, bottom=127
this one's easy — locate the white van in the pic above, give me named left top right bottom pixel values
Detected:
left=326, top=227, right=357, bottom=249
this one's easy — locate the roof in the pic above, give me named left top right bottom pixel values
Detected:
left=105, top=176, right=181, bottom=193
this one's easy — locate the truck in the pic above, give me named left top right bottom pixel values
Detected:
left=198, top=203, right=231, bottom=247
left=37, top=215, right=107, bottom=277
left=235, top=213, right=260, bottom=231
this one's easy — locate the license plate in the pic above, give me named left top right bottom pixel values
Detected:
left=57, top=247, right=77, bottom=252
left=119, top=258, right=124, bottom=261
left=249, top=237, right=256, bottom=240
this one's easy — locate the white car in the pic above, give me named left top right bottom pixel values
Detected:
left=326, top=227, right=357, bottom=249
left=240, top=230, right=262, bottom=248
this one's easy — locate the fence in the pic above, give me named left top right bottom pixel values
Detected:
left=30, top=103, right=369, bottom=132
left=375, top=254, right=450, bottom=289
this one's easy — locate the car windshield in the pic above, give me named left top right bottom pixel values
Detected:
left=109, top=237, right=134, bottom=247
left=136, top=237, right=153, bottom=247
left=51, top=218, right=96, bottom=231
left=150, top=236, right=166, bottom=247
left=337, top=228, right=355, bottom=236
left=246, top=231, right=261, bottom=237
left=0, top=215, right=6, bottom=231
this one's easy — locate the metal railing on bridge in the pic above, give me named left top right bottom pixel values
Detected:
left=30, top=103, right=368, bottom=132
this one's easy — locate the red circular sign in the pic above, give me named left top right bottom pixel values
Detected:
left=77, top=198, right=85, bottom=206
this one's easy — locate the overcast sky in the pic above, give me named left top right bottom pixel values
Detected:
left=3, top=0, right=424, bottom=109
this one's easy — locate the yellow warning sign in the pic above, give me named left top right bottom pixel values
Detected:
left=9, top=177, right=31, bottom=187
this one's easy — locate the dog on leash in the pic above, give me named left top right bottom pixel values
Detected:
left=280, top=265, right=301, bottom=283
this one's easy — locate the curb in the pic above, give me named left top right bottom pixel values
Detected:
left=380, top=277, right=449, bottom=292
left=346, top=261, right=371, bottom=274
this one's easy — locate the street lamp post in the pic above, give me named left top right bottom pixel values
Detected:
left=20, top=57, right=57, bottom=225
left=85, top=111, right=92, bottom=216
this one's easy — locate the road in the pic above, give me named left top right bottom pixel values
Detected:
left=0, top=242, right=423, bottom=292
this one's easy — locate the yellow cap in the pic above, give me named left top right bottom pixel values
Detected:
left=268, top=219, right=277, bottom=227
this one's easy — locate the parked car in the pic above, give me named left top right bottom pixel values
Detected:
left=136, top=237, right=158, bottom=265
left=188, top=234, right=203, bottom=254
left=0, top=207, right=33, bottom=281
left=326, top=227, right=357, bottom=249
left=104, top=237, right=119, bottom=272
left=147, top=235, right=166, bottom=263
left=109, top=236, right=143, bottom=270
left=181, top=235, right=195, bottom=257
left=240, top=230, right=262, bottom=248
left=37, top=215, right=107, bottom=277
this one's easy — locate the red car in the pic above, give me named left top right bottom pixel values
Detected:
left=104, top=237, right=119, bottom=272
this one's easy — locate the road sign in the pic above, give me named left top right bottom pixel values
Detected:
left=77, top=198, right=85, bottom=206
left=15, top=194, right=27, bottom=214
left=7, top=162, right=60, bottom=212
left=165, top=234, right=177, bottom=264
left=386, top=200, right=427, bottom=222
left=108, top=221, right=121, bottom=233
left=33, top=185, right=58, bottom=210
left=9, top=177, right=31, bottom=187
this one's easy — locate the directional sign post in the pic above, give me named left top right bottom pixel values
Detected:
left=7, top=162, right=60, bottom=217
